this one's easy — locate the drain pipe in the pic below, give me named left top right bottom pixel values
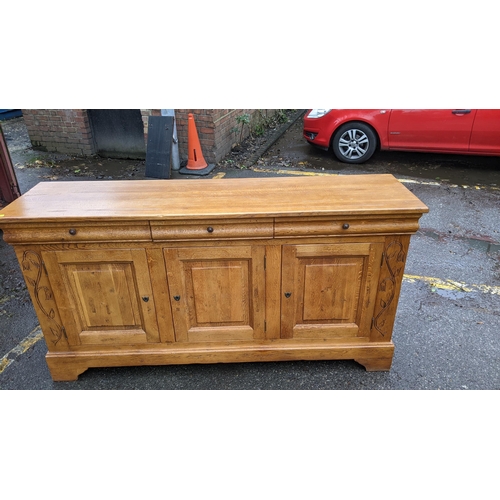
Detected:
left=161, top=109, right=180, bottom=171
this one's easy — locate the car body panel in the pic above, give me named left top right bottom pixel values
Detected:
left=469, top=109, right=500, bottom=154
left=303, top=109, right=500, bottom=161
left=387, top=109, right=476, bottom=152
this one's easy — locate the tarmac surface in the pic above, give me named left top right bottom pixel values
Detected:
left=1, top=113, right=499, bottom=390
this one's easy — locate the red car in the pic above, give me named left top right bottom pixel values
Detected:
left=303, top=109, right=500, bottom=164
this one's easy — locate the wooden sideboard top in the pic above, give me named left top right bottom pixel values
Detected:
left=0, top=174, right=429, bottom=223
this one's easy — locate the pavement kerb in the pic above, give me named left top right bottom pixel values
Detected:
left=242, top=110, right=306, bottom=168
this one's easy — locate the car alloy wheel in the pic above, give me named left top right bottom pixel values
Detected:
left=332, top=122, right=377, bottom=164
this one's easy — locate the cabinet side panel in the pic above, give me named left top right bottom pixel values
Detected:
left=14, top=246, right=69, bottom=351
left=370, top=235, right=411, bottom=342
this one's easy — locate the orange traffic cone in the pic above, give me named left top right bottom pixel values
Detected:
left=180, top=113, right=216, bottom=175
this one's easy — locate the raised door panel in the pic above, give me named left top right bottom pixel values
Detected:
left=281, top=242, right=383, bottom=340
left=164, top=246, right=265, bottom=342
left=43, top=249, right=160, bottom=345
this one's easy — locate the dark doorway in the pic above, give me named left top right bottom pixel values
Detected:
left=0, top=126, right=21, bottom=204
left=88, top=110, right=146, bottom=159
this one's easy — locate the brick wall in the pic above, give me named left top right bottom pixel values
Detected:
left=22, top=109, right=277, bottom=164
left=174, top=109, right=275, bottom=164
left=213, top=110, right=242, bottom=162
left=22, top=109, right=95, bottom=155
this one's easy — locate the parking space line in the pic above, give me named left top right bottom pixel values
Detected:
left=0, top=325, right=43, bottom=375
left=404, top=274, right=500, bottom=295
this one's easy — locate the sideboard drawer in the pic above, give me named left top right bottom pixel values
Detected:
left=2, top=223, right=152, bottom=244
left=151, top=219, right=274, bottom=241
left=275, top=216, right=422, bottom=237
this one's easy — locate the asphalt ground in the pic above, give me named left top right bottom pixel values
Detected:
left=1, top=115, right=499, bottom=390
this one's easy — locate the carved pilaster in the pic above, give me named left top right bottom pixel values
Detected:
left=371, top=236, right=410, bottom=342
left=19, top=249, right=68, bottom=348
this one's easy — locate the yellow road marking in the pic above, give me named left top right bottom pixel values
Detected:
left=252, top=167, right=338, bottom=176
left=0, top=326, right=43, bottom=375
left=397, top=179, right=440, bottom=187
left=247, top=167, right=499, bottom=190
left=212, top=172, right=226, bottom=179
left=397, top=178, right=499, bottom=191
left=404, top=274, right=500, bottom=295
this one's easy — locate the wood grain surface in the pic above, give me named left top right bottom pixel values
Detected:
left=0, top=175, right=429, bottom=222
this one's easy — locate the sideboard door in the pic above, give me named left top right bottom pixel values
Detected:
left=43, top=249, right=160, bottom=346
left=281, top=242, right=383, bottom=340
left=164, top=245, right=266, bottom=343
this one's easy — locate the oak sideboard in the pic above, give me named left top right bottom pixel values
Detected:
left=0, top=174, right=428, bottom=381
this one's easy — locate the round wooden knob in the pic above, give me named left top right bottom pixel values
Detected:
left=69, top=228, right=77, bottom=235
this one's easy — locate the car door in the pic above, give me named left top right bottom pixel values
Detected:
left=387, top=109, right=476, bottom=152
left=469, top=109, right=500, bottom=154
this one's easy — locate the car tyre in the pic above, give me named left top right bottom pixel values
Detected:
left=332, top=122, right=377, bottom=164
